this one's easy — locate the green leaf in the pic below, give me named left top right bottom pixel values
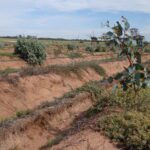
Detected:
left=134, top=72, right=144, bottom=81
left=108, top=77, right=114, bottom=83
left=114, top=73, right=123, bottom=80
left=134, top=64, right=144, bottom=71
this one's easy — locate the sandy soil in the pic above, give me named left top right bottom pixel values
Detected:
left=0, top=54, right=149, bottom=150
left=0, top=53, right=115, bottom=70
left=0, top=55, right=149, bottom=120
left=0, top=93, right=94, bottom=150
left=51, top=129, right=119, bottom=150
left=0, top=92, right=119, bottom=150
left=0, top=68, right=101, bottom=119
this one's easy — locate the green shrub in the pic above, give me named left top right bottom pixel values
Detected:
left=95, top=46, right=106, bottom=52
left=85, top=46, right=94, bottom=52
left=14, top=37, right=46, bottom=65
left=86, top=88, right=150, bottom=150
left=109, top=46, right=116, bottom=52
left=110, top=88, right=150, bottom=112
left=99, top=111, right=150, bottom=150
left=89, top=88, right=150, bottom=115
left=94, top=46, right=101, bottom=52
left=67, top=44, right=76, bottom=50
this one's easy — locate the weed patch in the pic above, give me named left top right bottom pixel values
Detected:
left=0, top=68, right=19, bottom=76
left=98, top=111, right=150, bottom=150
left=40, top=134, right=64, bottom=149
left=20, top=60, right=106, bottom=77
left=0, top=52, right=16, bottom=57
left=16, top=110, right=32, bottom=118
left=67, top=52, right=83, bottom=58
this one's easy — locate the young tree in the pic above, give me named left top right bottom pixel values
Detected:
left=106, top=16, right=150, bottom=93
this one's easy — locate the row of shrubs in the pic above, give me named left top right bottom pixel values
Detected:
left=10, top=36, right=118, bottom=64
left=14, top=36, right=111, bottom=65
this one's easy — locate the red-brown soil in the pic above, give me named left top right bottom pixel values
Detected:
left=0, top=55, right=149, bottom=120
left=0, top=52, right=115, bottom=70
left=0, top=53, right=149, bottom=150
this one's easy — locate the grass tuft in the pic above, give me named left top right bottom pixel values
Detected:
left=0, top=68, right=19, bottom=76
left=67, top=52, right=83, bottom=59
left=40, top=134, right=64, bottom=149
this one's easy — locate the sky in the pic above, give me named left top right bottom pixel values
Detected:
left=0, top=0, right=150, bottom=40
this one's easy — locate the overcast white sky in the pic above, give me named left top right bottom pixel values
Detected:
left=0, top=0, right=150, bottom=40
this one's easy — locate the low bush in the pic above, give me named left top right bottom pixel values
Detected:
left=95, top=46, right=106, bottom=52
left=67, top=44, right=76, bottom=51
left=89, top=88, right=150, bottom=114
left=85, top=46, right=94, bottom=52
left=99, top=111, right=150, bottom=150
left=14, top=36, right=46, bottom=65
left=94, top=46, right=100, bottom=52
left=0, top=52, right=16, bottom=57
left=63, top=81, right=103, bottom=105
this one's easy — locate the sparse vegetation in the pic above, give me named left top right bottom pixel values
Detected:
left=67, top=52, right=83, bottom=58
left=40, top=134, right=64, bottom=149
left=19, top=60, right=105, bottom=77
left=67, top=44, right=76, bottom=51
left=53, top=48, right=62, bottom=57
left=85, top=46, right=94, bottom=52
left=64, top=81, right=102, bottom=101
left=0, top=68, right=18, bottom=76
left=86, top=87, right=150, bottom=150
left=95, top=46, right=106, bottom=52
left=16, top=109, right=32, bottom=118
left=0, top=16, right=149, bottom=150
left=0, top=52, right=16, bottom=57
left=0, top=57, right=123, bottom=78
left=144, top=48, right=150, bottom=53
